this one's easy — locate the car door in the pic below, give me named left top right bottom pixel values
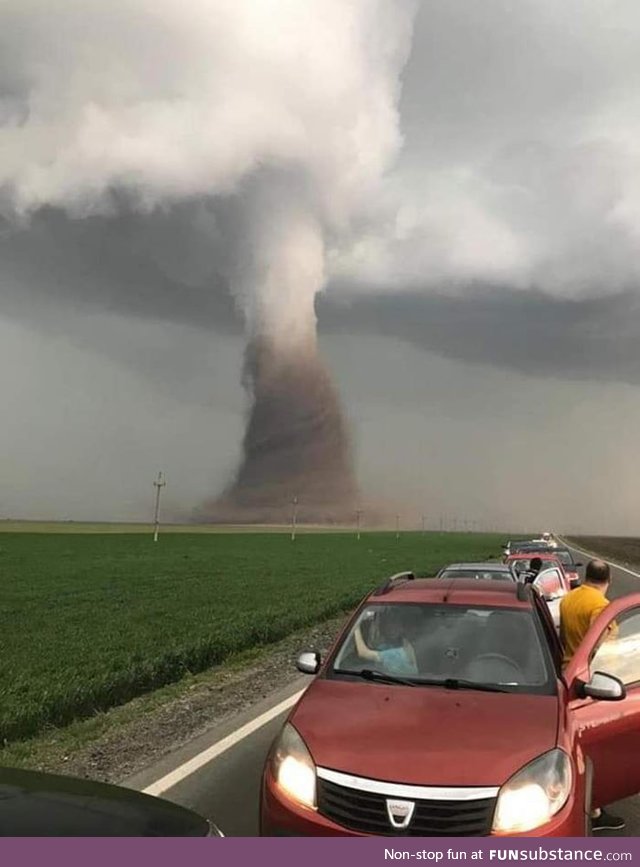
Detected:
left=533, top=568, right=565, bottom=630
left=564, top=593, right=640, bottom=808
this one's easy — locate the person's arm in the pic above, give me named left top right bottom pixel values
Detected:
left=354, top=623, right=380, bottom=663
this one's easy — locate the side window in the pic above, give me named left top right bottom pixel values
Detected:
left=590, top=608, right=640, bottom=687
left=535, top=568, right=562, bottom=597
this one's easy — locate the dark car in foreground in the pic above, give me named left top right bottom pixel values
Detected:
left=436, top=562, right=516, bottom=582
left=0, top=766, right=220, bottom=836
left=261, top=574, right=640, bottom=837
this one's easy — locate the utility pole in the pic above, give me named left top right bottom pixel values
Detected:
left=153, top=471, right=166, bottom=543
left=291, top=496, right=298, bottom=541
left=356, top=509, right=362, bottom=541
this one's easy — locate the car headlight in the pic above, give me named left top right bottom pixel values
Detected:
left=270, top=723, right=317, bottom=809
left=492, top=749, right=572, bottom=834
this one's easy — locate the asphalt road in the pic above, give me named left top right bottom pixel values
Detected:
left=126, top=540, right=640, bottom=837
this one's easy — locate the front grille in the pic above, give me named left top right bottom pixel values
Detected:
left=317, top=778, right=496, bottom=836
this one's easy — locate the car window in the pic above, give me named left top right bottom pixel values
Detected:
left=553, top=550, right=573, bottom=566
left=590, top=608, right=640, bottom=687
left=440, top=570, right=512, bottom=581
left=330, top=602, right=555, bottom=694
left=534, top=568, right=563, bottom=597
left=511, top=557, right=548, bottom=573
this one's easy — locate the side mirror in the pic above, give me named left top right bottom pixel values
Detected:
left=296, top=651, right=321, bottom=675
left=581, top=671, right=626, bottom=701
left=569, top=578, right=580, bottom=589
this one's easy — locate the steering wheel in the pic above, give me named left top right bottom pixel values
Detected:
left=472, top=653, right=522, bottom=677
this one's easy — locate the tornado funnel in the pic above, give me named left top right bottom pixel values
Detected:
left=200, top=336, right=358, bottom=523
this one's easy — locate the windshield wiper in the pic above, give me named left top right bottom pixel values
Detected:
left=333, top=668, right=417, bottom=687
left=332, top=670, right=511, bottom=692
left=433, top=677, right=510, bottom=693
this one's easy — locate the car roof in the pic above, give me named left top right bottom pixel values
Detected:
left=366, top=577, right=531, bottom=609
left=440, top=562, right=513, bottom=570
left=507, top=551, right=559, bottom=560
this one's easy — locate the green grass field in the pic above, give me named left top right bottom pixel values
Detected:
left=2, top=531, right=504, bottom=746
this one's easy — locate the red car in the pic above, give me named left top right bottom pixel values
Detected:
left=261, top=573, right=640, bottom=837
left=505, top=552, right=572, bottom=587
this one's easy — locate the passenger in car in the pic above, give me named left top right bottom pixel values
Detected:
left=354, top=612, right=418, bottom=676
left=522, top=557, right=543, bottom=584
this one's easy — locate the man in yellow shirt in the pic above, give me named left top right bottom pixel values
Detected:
left=559, top=559, right=624, bottom=833
left=560, top=559, right=613, bottom=666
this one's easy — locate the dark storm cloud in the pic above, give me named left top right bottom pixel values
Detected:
left=5, top=204, right=640, bottom=387
left=4, top=0, right=640, bottom=387
left=319, top=286, right=640, bottom=387
left=0, top=206, right=239, bottom=332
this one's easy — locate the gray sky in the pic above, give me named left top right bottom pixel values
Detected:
left=2, top=0, right=640, bottom=532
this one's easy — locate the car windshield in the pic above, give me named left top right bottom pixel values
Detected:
left=331, top=603, right=555, bottom=695
left=514, top=545, right=549, bottom=554
left=440, top=569, right=512, bottom=581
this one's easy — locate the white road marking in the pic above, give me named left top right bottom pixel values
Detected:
left=557, top=537, right=640, bottom=579
left=143, top=688, right=305, bottom=796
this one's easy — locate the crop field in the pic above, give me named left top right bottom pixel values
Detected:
left=2, top=530, right=504, bottom=746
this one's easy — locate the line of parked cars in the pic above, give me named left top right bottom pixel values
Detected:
left=262, top=533, right=640, bottom=837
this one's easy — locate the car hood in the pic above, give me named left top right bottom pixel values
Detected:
left=0, top=767, right=211, bottom=836
left=291, top=678, right=559, bottom=787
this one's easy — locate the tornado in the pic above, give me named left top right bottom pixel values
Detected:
left=0, top=0, right=416, bottom=528
left=201, top=335, right=358, bottom=523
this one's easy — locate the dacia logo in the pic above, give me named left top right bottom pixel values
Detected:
left=385, top=798, right=415, bottom=830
